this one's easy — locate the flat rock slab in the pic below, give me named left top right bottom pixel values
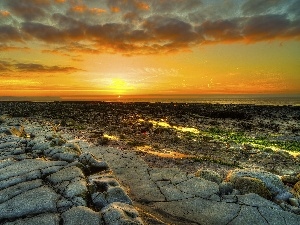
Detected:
left=85, top=146, right=300, bottom=225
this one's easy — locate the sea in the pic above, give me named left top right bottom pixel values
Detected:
left=1, top=94, right=300, bottom=106
left=86, top=94, right=300, bottom=106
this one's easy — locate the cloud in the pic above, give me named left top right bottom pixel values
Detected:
left=4, top=0, right=49, bottom=21
left=242, top=0, right=286, bottom=15
left=0, top=25, right=23, bottom=42
left=15, top=63, right=81, bottom=73
left=243, top=14, right=294, bottom=42
left=0, top=60, right=81, bottom=73
left=0, top=0, right=299, bottom=55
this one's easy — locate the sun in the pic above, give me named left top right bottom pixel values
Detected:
left=109, top=78, right=133, bottom=95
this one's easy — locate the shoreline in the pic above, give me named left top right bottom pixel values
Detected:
left=1, top=102, right=300, bottom=224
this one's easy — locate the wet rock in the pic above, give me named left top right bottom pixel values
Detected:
left=231, top=176, right=272, bottom=200
left=61, top=206, right=102, bottom=225
left=101, top=202, right=144, bottom=225
left=195, top=169, right=223, bottom=184
left=226, top=169, right=287, bottom=197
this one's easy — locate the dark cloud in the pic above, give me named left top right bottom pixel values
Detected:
left=143, top=16, right=198, bottom=43
left=21, top=22, right=67, bottom=43
left=196, top=19, right=243, bottom=43
left=0, top=25, right=23, bottom=42
left=0, top=60, right=81, bottom=73
left=243, top=14, right=291, bottom=41
left=5, top=0, right=49, bottom=21
left=15, top=63, right=81, bottom=73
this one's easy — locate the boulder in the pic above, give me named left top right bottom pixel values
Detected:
left=226, top=169, right=287, bottom=197
left=231, top=176, right=272, bottom=199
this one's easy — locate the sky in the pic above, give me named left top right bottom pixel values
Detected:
left=0, top=0, right=300, bottom=99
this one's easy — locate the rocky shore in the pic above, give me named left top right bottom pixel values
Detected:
left=0, top=101, right=300, bottom=224
left=0, top=116, right=143, bottom=224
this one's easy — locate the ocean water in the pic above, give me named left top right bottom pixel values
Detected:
left=99, top=94, right=300, bottom=106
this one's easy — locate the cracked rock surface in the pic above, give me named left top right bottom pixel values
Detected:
left=0, top=116, right=143, bottom=225
left=85, top=146, right=300, bottom=225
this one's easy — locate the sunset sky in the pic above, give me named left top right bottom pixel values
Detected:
left=0, top=0, right=300, bottom=99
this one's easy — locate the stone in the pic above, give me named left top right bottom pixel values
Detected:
left=90, top=176, right=132, bottom=209
left=61, top=206, right=102, bottom=225
left=101, top=202, right=144, bottom=225
left=219, top=182, right=234, bottom=195
left=46, top=166, right=88, bottom=205
left=228, top=206, right=268, bottom=225
left=237, top=193, right=281, bottom=209
left=275, top=191, right=294, bottom=201
left=289, top=198, right=300, bottom=207
left=44, top=148, right=79, bottom=162
left=232, top=176, right=272, bottom=199
left=0, top=179, right=43, bottom=204
left=176, top=177, right=219, bottom=198
left=3, top=213, right=60, bottom=225
left=79, top=152, right=109, bottom=173
left=195, top=169, right=223, bottom=184
left=226, top=169, right=287, bottom=196
left=293, top=181, right=300, bottom=198
left=281, top=174, right=299, bottom=185
left=0, top=186, right=60, bottom=220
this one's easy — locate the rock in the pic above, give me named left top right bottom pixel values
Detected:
left=3, top=213, right=60, bottom=225
left=61, top=206, right=102, bottom=225
left=281, top=174, right=299, bottom=185
left=231, top=176, right=272, bottom=200
left=44, top=147, right=79, bottom=162
left=0, top=186, right=60, bottom=220
left=293, top=181, right=300, bottom=198
left=195, top=169, right=223, bottom=184
left=90, top=176, right=132, bottom=209
left=101, top=202, right=144, bottom=225
left=79, top=152, right=109, bottom=173
left=226, top=169, right=287, bottom=196
left=275, top=192, right=294, bottom=201
left=46, top=166, right=88, bottom=206
left=0, top=179, right=43, bottom=204
left=219, top=182, right=234, bottom=195
left=289, top=198, right=299, bottom=207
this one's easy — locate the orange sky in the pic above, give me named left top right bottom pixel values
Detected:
left=0, top=0, right=300, bottom=99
